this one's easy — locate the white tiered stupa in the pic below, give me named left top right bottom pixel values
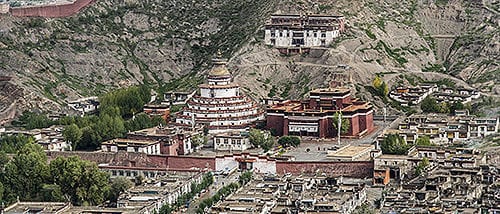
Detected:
left=175, top=54, right=264, bottom=133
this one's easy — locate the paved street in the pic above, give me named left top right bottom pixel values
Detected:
left=185, top=171, right=240, bottom=213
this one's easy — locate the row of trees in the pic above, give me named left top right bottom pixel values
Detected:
left=421, top=96, right=469, bottom=114
left=380, top=134, right=435, bottom=155
left=64, top=85, right=156, bottom=150
left=380, top=134, right=410, bottom=155
left=158, top=173, right=213, bottom=214
left=194, top=171, right=252, bottom=213
left=13, top=85, right=164, bottom=151
left=99, top=85, right=151, bottom=118
left=0, top=141, right=125, bottom=206
left=196, top=182, right=240, bottom=214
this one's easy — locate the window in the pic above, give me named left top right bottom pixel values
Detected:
left=321, top=33, right=326, bottom=37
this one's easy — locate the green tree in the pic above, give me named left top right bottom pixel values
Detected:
left=0, top=134, right=35, bottom=153
left=151, top=115, right=166, bottom=126
left=450, top=101, right=465, bottom=114
left=380, top=134, right=410, bottom=155
left=159, top=204, right=173, bottom=214
left=191, top=134, right=208, bottom=148
left=332, top=112, right=350, bottom=134
left=2, top=143, right=49, bottom=202
left=415, top=136, right=433, bottom=146
left=439, top=102, right=450, bottom=114
left=249, top=129, right=275, bottom=152
left=0, top=151, right=8, bottom=170
left=63, top=124, right=82, bottom=150
left=421, top=96, right=440, bottom=113
left=239, top=171, right=252, bottom=185
left=415, top=157, right=430, bottom=176
left=40, top=184, right=65, bottom=202
left=379, top=82, right=389, bottom=97
left=372, top=75, right=389, bottom=97
left=0, top=181, right=4, bottom=202
left=77, top=126, right=102, bottom=151
left=353, top=203, right=376, bottom=214
left=277, top=136, right=301, bottom=147
left=14, top=111, right=54, bottom=129
left=99, top=85, right=150, bottom=118
left=124, top=113, right=153, bottom=131
left=96, top=114, right=125, bottom=141
left=373, top=75, right=383, bottom=89
left=49, top=156, right=110, bottom=205
left=108, top=177, right=133, bottom=203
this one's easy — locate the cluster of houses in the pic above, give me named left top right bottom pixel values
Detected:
left=2, top=11, right=499, bottom=214
left=373, top=146, right=499, bottom=213
left=115, top=172, right=204, bottom=213
left=67, top=96, right=99, bottom=116
left=211, top=174, right=367, bottom=214
left=389, top=84, right=480, bottom=106
left=386, top=111, right=499, bottom=145
left=101, top=125, right=198, bottom=156
left=0, top=126, right=70, bottom=151
left=2, top=171, right=205, bottom=214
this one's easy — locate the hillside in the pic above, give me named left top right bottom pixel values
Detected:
left=0, top=0, right=498, bottom=115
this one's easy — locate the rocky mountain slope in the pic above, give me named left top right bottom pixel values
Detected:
left=0, top=0, right=498, bottom=114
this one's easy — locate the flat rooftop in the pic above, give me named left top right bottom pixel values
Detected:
left=4, top=202, right=69, bottom=214
left=327, top=144, right=373, bottom=158
left=102, top=138, right=159, bottom=146
left=310, top=87, right=350, bottom=95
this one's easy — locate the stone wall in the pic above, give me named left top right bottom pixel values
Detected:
left=10, top=0, right=94, bottom=17
left=275, top=161, right=373, bottom=178
left=47, top=151, right=374, bottom=178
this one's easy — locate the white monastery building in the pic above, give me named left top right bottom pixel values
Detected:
left=176, top=55, right=264, bottom=134
left=264, top=14, right=345, bottom=53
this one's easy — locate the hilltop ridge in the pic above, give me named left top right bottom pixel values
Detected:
left=0, top=0, right=498, bottom=114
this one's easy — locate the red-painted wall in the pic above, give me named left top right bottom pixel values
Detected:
left=10, top=0, right=94, bottom=17
left=359, top=115, right=367, bottom=132
left=366, top=112, right=374, bottom=131
left=276, top=161, right=373, bottom=178
left=161, top=142, right=180, bottom=156
left=266, top=114, right=284, bottom=136
left=347, top=115, right=360, bottom=136
left=166, top=156, right=215, bottom=170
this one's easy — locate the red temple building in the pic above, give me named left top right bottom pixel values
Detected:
left=266, top=86, right=374, bottom=138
